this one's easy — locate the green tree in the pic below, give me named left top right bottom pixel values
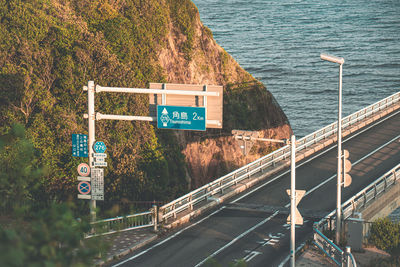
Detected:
left=0, top=123, right=43, bottom=211
left=0, top=202, right=108, bottom=267
left=0, top=124, right=108, bottom=266
left=369, top=217, right=400, bottom=252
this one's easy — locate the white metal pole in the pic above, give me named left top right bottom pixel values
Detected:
left=290, top=134, right=296, bottom=267
left=336, top=63, right=343, bottom=244
left=88, top=81, right=96, bottom=222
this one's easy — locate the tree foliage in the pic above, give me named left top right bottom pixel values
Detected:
left=0, top=202, right=108, bottom=267
left=0, top=0, right=192, bottom=212
left=369, top=217, right=400, bottom=253
left=0, top=124, right=107, bottom=266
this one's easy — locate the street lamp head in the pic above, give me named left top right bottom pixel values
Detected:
left=320, top=53, right=344, bottom=64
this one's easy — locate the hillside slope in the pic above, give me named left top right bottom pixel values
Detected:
left=0, top=0, right=290, bottom=207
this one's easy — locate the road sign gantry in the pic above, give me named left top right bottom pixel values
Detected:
left=82, top=81, right=223, bottom=221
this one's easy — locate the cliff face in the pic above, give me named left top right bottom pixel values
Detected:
left=0, top=0, right=290, bottom=202
left=157, top=2, right=291, bottom=187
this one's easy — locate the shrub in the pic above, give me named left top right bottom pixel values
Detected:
left=369, top=218, right=400, bottom=252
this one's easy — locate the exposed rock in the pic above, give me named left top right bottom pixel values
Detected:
left=158, top=3, right=291, bottom=188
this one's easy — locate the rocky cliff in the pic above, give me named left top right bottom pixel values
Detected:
left=0, top=0, right=290, bottom=204
left=158, top=1, right=291, bottom=187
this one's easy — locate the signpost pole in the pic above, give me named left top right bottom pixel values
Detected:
left=290, top=135, right=296, bottom=267
left=88, top=81, right=96, bottom=222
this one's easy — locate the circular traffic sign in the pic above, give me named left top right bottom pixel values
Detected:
left=77, top=163, right=90, bottom=176
left=93, top=141, right=107, bottom=153
left=78, top=181, right=91, bottom=195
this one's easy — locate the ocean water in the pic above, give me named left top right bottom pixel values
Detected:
left=192, top=0, right=400, bottom=137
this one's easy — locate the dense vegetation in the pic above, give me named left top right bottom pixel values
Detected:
left=368, top=217, right=400, bottom=266
left=0, top=0, right=196, bottom=213
left=0, top=124, right=107, bottom=266
left=0, top=0, right=288, bottom=218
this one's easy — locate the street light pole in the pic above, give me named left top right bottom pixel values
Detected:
left=320, top=54, right=345, bottom=244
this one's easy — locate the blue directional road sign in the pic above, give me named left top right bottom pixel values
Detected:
left=157, top=105, right=206, bottom=131
left=72, top=134, right=88, bottom=157
left=93, top=141, right=107, bottom=153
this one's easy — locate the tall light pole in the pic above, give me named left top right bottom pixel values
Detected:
left=320, top=53, right=345, bottom=244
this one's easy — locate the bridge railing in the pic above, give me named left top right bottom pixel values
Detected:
left=313, top=226, right=357, bottom=267
left=316, top=163, right=400, bottom=232
left=313, top=163, right=400, bottom=265
left=85, top=210, right=154, bottom=238
left=160, top=92, right=400, bottom=222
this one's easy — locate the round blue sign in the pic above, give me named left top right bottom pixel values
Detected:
left=93, top=141, right=106, bottom=153
left=78, top=181, right=91, bottom=195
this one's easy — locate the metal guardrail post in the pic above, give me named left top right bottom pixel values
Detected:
left=153, top=205, right=158, bottom=232
left=345, top=246, right=351, bottom=267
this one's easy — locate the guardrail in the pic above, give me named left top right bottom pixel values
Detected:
left=313, top=226, right=357, bottom=267
left=315, top=163, right=400, bottom=231
left=160, top=92, right=400, bottom=222
left=313, top=163, right=399, bottom=266
left=86, top=210, right=155, bottom=238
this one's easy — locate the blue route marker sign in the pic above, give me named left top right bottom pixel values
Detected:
left=157, top=105, right=206, bottom=131
left=93, top=141, right=107, bottom=153
left=72, top=134, right=88, bottom=157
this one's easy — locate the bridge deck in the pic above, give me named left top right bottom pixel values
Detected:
left=110, top=105, right=400, bottom=267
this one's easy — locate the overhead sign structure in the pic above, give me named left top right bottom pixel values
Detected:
left=157, top=105, right=206, bottom=131
left=93, top=141, right=107, bottom=153
left=286, top=189, right=306, bottom=225
left=232, top=130, right=259, bottom=155
left=77, top=163, right=90, bottom=177
left=72, top=134, right=88, bottom=157
left=91, top=168, right=104, bottom=201
left=149, top=83, right=223, bottom=129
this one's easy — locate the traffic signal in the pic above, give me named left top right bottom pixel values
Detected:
left=342, top=149, right=352, bottom=187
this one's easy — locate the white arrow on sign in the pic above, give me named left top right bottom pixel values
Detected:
left=286, top=189, right=306, bottom=225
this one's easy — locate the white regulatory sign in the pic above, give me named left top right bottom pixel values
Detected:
left=93, top=162, right=107, bottom=167
left=93, top=153, right=107, bottom=158
left=91, top=168, right=104, bottom=201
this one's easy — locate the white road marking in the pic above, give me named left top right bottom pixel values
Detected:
left=283, top=133, right=400, bottom=209
left=194, top=211, right=279, bottom=267
left=112, top=206, right=225, bottom=267
left=278, top=241, right=307, bottom=267
left=231, top=109, right=400, bottom=204
left=114, top=109, right=399, bottom=266
left=195, top=131, right=400, bottom=266
left=243, top=250, right=262, bottom=262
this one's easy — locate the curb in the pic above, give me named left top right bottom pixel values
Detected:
left=98, top=234, right=158, bottom=266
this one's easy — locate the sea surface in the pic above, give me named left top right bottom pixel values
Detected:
left=192, top=0, right=400, bottom=137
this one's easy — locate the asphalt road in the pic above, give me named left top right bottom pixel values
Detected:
left=112, top=110, right=400, bottom=267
